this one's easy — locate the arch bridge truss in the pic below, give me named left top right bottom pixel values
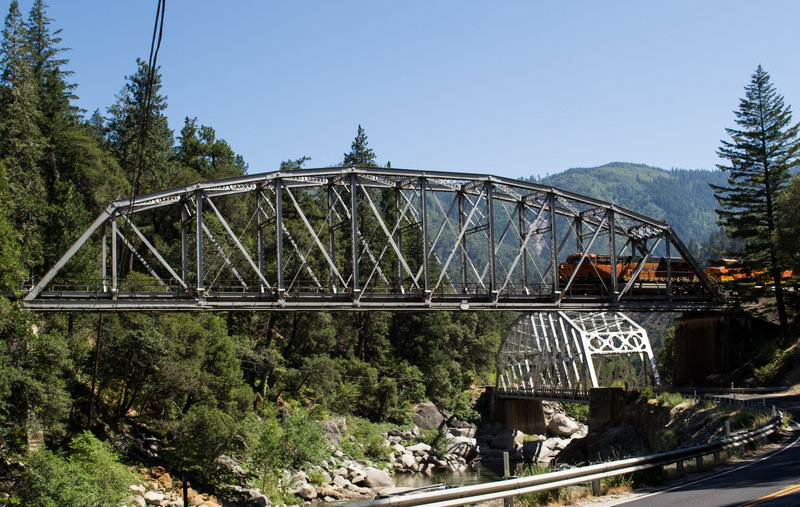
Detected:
left=22, top=167, right=720, bottom=311
left=497, top=312, right=661, bottom=401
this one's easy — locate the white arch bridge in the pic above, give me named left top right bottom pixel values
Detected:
left=497, top=312, right=661, bottom=401
left=21, top=166, right=721, bottom=312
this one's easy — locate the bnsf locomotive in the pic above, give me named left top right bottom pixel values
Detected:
left=557, top=253, right=696, bottom=284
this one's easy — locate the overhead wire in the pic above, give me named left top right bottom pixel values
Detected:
left=129, top=0, right=166, bottom=204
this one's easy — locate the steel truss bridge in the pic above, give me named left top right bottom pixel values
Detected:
left=22, top=166, right=721, bottom=312
left=497, top=312, right=661, bottom=401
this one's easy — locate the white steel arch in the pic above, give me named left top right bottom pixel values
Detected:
left=497, top=312, right=660, bottom=400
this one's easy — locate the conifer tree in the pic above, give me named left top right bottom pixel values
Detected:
left=106, top=58, right=174, bottom=194
left=343, top=124, right=376, bottom=167
left=0, top=0, right=46, bottom=275
left=713, top=65, right=800, bottom=332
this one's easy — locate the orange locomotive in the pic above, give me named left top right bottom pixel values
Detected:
left=558, top=253, right=696, bottom=284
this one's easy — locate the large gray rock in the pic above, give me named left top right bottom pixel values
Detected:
left=447, top=436, right=477, bottom=460
left=547, top=414, right=581, bottom=437
left=293, top=482, right=317, bottom=500
left=406, top=442, right=432, bottom=455
left=363, top=467, right=394, bottom=489
left=412, top=402, right=446, bottom=430
left=143, top=491, right=165, bottom=506
left=490, top=430, right=523, bottom=450
left=400, top=452, right=417, bottom=469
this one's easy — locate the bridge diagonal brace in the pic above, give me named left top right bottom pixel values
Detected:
left=259, top=187, right=323, bottom=291
left=203, top=195, right=274, bottom=292
left=284, top=186, right=349, bottom=290
left=25, top=205, right=115, bottom=301
left=115, top=231, right=167, bottom=288
left=200, top=221, right=249, bottom=289
left=559, top=215, right=609, bottom=296
left=430, top=186, right=486, bottom=296
left=120, top=215, right=189, bottom=291
left=496, top=200, right=552, bottom=297
left=359, top=182, right=423, bottom=294
left=618, top=237, right=663, bottom=299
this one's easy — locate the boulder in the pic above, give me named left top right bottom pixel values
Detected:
left=130, top=484, right=147, bottom=496
left=406, top=442, right=432, bottom=455
left=333, top=475, right=352, bottom=489
left=547, top=413, right=581, bottom=437
left=447, top=436, right=477, bottom=460
left=322, top=419, right=343, bottom=444
left=400, top=452, right=417, bottom=469
left=156, top=472, right=172, bottom=490
left=363, top=467, right=394, bottom=489
left=449, top=426, right=476, bottom=438
left=412, top=402, right=446, bottom=430
left=143, top=491, right=165, bottom=506
left=293, top=482, right=317, bottom=500
left=131, top=495, right=147, bottom=507
left=490, top=430, right=521, bottom=450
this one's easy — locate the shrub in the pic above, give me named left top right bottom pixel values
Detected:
left=563, top=402, right=589, bottom=423
left=170, top=404, right=237, bottom=482
left=16, top=431, right=131, bottom=507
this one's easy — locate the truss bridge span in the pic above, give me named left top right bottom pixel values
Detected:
left=22, top=166, right=723, bottom=312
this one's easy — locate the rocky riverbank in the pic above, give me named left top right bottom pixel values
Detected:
left=122, top=400, right=587, bottom=506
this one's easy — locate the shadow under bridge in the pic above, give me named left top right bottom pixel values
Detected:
left=21, top=166, right=722, bottom=312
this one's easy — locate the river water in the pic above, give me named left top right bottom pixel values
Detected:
left=391, top=464, right=503, bottom=489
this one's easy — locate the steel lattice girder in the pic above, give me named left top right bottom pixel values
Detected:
left=21, top=166, right=722, bottom=311
left=497, top=311, right=661, bottom=398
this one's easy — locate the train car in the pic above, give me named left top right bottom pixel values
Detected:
left=558, top=253, right=697, bottom=285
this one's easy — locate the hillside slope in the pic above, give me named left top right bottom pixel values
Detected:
left=527, top=162, right=727, bottom=247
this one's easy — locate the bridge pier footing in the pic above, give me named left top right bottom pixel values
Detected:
left=490, top=395, right=547, bottom=435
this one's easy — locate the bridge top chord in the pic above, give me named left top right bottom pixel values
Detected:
left=21, top=166, right=723, bottom=312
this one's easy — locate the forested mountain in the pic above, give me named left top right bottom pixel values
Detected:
left=527, top=162, right=727, bottom=250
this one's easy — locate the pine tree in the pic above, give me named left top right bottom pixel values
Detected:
left=712, top=65, right=800, bottom=332
left=0, top=0, right=46, bottom=275
left=106, top=58, right=174, bottom=195
left=343, top=124, right=376, bottom=167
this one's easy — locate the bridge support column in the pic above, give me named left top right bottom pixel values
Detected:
left=491, top=395, right=546, bottom=435
left=588, top=387, right=624, bottom=431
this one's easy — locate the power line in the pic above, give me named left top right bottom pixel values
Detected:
left=129, top=0, right=166, bottom=202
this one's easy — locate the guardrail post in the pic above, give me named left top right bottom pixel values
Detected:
left=695, top=456, right=702, bottom=470
left=676, top=460, right=683, bottom=475
left=772, top=405, right=776, bottom=417
left=725, top=420, right=730, bottom=438
left=592, top=479, right=601, bottom=496
left=713, top=451, right=720, bottom=463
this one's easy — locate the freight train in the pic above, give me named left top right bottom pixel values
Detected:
left=557, top=253, right=696, bottom=284
left=558, top=253, right=796, bottom=286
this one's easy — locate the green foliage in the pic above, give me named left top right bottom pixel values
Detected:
left=170, top=404, right=237, bottom=481
left=563, top=402, right=589, bottom=424
left=654, top=327, right=675, bottom=385
left=16, top=432, right=131, bottom=507
left=777, top=174, right=800, bottom=271
left=342, top=416, right=391, bottom=462
left=419, top=428, right=449, bottom=459
left=343, top=124, right=376, bottom=166
left=656, top=392, right=690, bottom=407
left=250, top=407, right=328, bottom=475
left=753, top=348, right=791, bottom=385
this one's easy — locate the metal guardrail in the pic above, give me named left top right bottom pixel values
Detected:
left=358, top=411, right=783, bottom=507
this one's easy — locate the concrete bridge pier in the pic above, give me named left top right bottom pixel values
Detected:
left=489, top=389, right=547, bottom=435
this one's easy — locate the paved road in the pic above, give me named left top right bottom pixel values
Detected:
left=612, top=393, right=800, bottom=507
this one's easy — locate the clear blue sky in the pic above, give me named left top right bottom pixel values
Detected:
left=20, top=0, right=800, bottom=179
